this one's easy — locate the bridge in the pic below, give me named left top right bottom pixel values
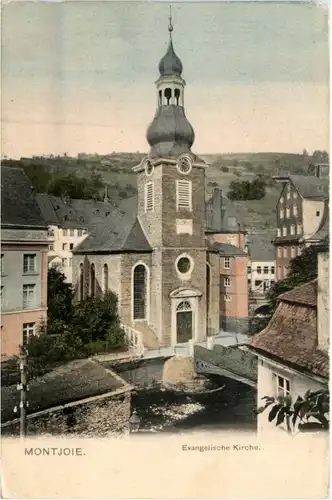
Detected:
left=92, top=324, right=257, bottom=388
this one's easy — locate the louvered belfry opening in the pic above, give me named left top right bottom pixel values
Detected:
left=133, top=264, right=147, bottom=320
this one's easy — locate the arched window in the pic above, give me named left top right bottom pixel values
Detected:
left=103, top=264, right=108, bottom=292
left=79, top=263, right=84, bottom=301
left=174, top=88, right=180, bottom=105
left=133, top=264, right=147, bottom=320
left=158, top=90, right=162, bottom=106
left=164, top=88, right=172, bottom=105
left=90, top=263, right=96, bottom=297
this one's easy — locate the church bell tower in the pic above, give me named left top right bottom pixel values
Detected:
left=133, top=11, right=208, bottom=346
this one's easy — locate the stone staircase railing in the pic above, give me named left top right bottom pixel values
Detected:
left=121, top=323, right=145, bottom=356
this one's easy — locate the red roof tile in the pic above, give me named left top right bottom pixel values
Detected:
left=278, top=280, right=317, bottom=307
left=249, top=300, right=329, bottom=379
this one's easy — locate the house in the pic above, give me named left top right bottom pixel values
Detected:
left=1, top=168, right=49, bottom=359
left=1, top=358, right=132, bottom=436
left=248, top=238, right=329, bottom=434
left=273, top=174, right=328, bottom=281
left=36, top=193, right=121, bottom=283
left=205, top=188, right=249, bottom=333
left=72, top=21, right=250, bottom=348
left=247, top=231, right=276, bottom=294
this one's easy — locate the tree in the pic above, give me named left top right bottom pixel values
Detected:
left=227, top=177, right=266, bottom=201
left=250, top=245, right=319, bottom=335
left=257, top=389, right=329, bottom=433
left=47, top=267, right=73, bottom=330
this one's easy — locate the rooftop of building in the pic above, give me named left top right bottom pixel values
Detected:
left=247, top=231, right=275, bottom=262
left=288, top=174, right=328, bottom=200
left=1, top=167, right=48, bottom=229
left=1, top=358, right=129, bottom=424
left=206, top=188, right=246, bottom=234
left=208, top=241, right=247, bottom=256
left=248, top=280, right=328, bottom=380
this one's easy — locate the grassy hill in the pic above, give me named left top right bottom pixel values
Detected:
left=4, top=151, right=318, bottom=231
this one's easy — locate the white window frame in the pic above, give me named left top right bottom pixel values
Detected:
left=23, top=322, right=35, bottom=345
left=257, top=266, right=262, bottom=274
left=23, top=284, right=36, bottom=309
left=224, top=257, right=230, bottom=269
left=23, top=254, right=36, bottom=274
left=277, top=247, right=282, bottom=257
left=70, top=229, right=75, bottom=237
left=283, top=247, right=288, bottom=258
left=280, top=209, right=284, bottom=219
left=282, top=226, right=287, bottom=237
left=273, top=373, right=291, bottom=398
left=291, top=247, right=296, bottom=258
left=286, top=208, right=290, bottom=219
left=297, top=223, right=302, bottom=234
left=277, top=228, right=281, bottom=237
left=293, top=205, right=298, bottom=216
left=224, top=277, right=231, bottom=288
left=176, top=179, right=192, bottom=211
left=293, top=191, right=298, bottom=199
left=225, top=294, right=232, bottom=302
left=290, top=224, right=295, bottom=236
left=145, top=181, right=154, bottom=212
left=263, top=266, right=269, bottom=274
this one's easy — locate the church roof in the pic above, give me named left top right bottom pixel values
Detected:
left=1, top=167, right=47, bottom=229
left=72, top=197, right=152, bottom=255
left=158, top=38, right=183, bottom=77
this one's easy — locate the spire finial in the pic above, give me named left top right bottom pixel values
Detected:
left=168, top=5, right=173, bottom=38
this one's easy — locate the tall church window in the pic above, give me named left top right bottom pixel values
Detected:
left=145, top=181, right=154, bottom=212
left=133, top=264, right=148, bottom=320
left=175, top=88, right=180, bottom=105
left=79, top=263, right=84, bottom=301
left=176, top=180, right=192, bottom=211
left=103, top=264, right=109, bottom=292
left=164, top=88, right=172, bottom=105
left=90, top=263, right=96, bottom=297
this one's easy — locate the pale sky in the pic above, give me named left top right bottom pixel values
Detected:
left=1, top=0, right=329, bottom=158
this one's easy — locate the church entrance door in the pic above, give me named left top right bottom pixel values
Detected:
left=176, top=300, right=193, bottom=343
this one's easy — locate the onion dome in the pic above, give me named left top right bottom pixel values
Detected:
left=146, top=106, right=195, bottom=158
left=158, top=39, right=183, bottom=77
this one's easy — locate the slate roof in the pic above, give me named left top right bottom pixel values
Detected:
left=248, top=280, right=328, bottom=379
left=206, top=188, right=245, bottom=233
left=35, top=193, right=59, bottom=225
left=208, top=242, right=247, bottom=256
left=247, top=231, right=275, bottom=262
left=289, top=175, right=329, bottom=200
left=1, top=168, right=47, bottom=228
left=1, top=359, right=127, bottom=424
left=73, top=197, right=151, bottom=254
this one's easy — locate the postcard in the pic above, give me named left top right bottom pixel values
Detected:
left=1, top=0, right=329, bottom=498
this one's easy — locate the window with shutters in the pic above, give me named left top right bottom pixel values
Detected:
left=145, top=181, right=154, bottom=212
left=176, top=180, right=192, bottom=211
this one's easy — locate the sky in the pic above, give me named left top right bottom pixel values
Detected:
left=1, top=0, right=329, bottom=158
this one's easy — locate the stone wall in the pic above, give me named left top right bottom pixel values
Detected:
left=2, top=392, right=131, bottom=437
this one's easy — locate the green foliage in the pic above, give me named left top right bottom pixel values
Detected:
left=227, top=177, right=266, bottom=201
left=2, top=159, right=103, bottom=200
left=221, top=166, right=229, bottom=173
left=20, top=269, right=126, bottom=379
left=250, top=245, right=319, bottom=335
left=257, top=389, right=329, bottom=433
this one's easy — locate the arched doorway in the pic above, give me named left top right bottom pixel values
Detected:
left=176, top=300, right=193, bottom=344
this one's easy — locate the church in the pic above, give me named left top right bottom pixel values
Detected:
left=72, top=18, right=248, bottom=349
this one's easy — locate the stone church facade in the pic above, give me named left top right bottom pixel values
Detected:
left=72, top=20, right=244, bottom=348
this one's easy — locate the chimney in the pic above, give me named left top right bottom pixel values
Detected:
left=317, top=245, right=330, bottom=352
left=211, top=188, right=223, bottom=231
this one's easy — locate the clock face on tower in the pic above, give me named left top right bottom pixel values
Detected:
left=144, top=159, right=154, bottom=176
left=177, top=155, right=192, bottom=175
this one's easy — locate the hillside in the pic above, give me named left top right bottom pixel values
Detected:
left=3, top=151, right=323, bottom=231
